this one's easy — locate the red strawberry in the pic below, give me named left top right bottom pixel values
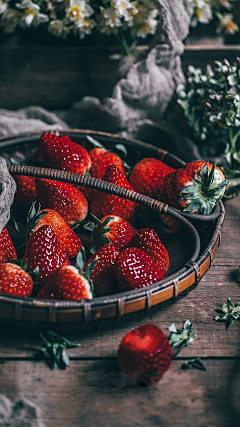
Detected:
left=0, top=227, right=17, bottom=263
left=83, top=243, right=120, bottom=296
left=117, top=323, right=172, bottom=386
left=0, top=262, right=33, bottom=297
left=129, top=158, right=175, bottom=198
left=30, top=209, right=83, bottom=259
left=39, top=133, right=91, bottom=175
left=36, top=264, right=93, bottom=301
left=22, top=225, right=70, bottom=283
left=89, top=147, right=125, bottom=179
left=37, top=248, right=94, bottom=300
left=13, top=175, right=37, bottom=209
left=163, top=161, right=228, bottom=214
left=36, top=179, right=88, bottom=225
left=90, top=165, right=138, bottom=223
left=127, top=228, right=169, bottom=274
left=87, top=215, right=137, bottom=251
left=114, top=247, right=164, bottom=292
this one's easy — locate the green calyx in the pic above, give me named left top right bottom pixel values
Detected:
left=37, top=330, right=81, bottom=370
left=83, top=214, right=114, bottom=253
left=180, top=162, right=228, bottom=215
left=14, top=201, right=48, bottom=248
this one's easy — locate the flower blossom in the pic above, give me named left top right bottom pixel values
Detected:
left=15, top=0, right=49, bottom=28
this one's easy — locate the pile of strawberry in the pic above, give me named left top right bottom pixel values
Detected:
left=0, top=132, right=227, bottom=301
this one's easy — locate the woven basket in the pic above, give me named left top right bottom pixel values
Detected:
left=0, top=130, right=225, bottom=327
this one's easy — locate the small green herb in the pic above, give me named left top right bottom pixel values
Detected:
left=215, top=297, right=240, bottom=329
left=168, top=319, right=197, bottom=358
left=181, top=357, right=207, bottom=371
left=38, top=330, right=81, bottom=369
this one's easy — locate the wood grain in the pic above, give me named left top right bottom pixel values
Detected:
left=0, top=359, right=239, bottom=427
left=0, top=44, right=240, bottom=110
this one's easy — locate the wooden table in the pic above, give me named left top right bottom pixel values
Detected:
left=0, top=196, right=240, bottom=427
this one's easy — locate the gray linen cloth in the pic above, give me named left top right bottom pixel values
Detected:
left=0, top=394, right=46, bottom=427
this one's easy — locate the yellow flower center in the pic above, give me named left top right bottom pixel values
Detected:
left=69, top=5, right=83, bottom=20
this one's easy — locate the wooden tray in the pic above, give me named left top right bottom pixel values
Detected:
left=0, top=130, right=225, bottom=326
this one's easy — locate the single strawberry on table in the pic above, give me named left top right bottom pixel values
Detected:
left=83, top=243, right=120, bottom=296
left=0, top=226, right=17, bottom=263
left=37, top=248, right=94, bottom=301
left=118, top=323, right=172, bottom=386
left=36, top=178, right=88, bottom=225
left=39, top=132, right=91, bottom=175
left=22, top=224, right=70, bottom=283
left=0, top=262, right=33, bottom=297
left=129, top=157, right=175, bottom=198
left=85, top=215, right=137, bottom=252
left=126, top=228, right=169, bottom=274
left=90, top=165, right=138, bottom=224
left=114, top=247, right=164, bottom=292
left=162, top=161, right=228, bottom=214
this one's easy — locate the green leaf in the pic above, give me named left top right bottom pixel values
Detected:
left=75, top=248, right=87, bottom=272
left=37, top=330, right=81, bottom=370
left=181, top=358, right=207, bottom=371
left=214, top=297, right=240, bottom=328
left=168, top=319, right=197, bottom=358
left=86, top=135, right=105, bottom=149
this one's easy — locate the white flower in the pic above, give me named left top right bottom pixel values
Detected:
left=48, top=19, right=72, bottom=38
left=98, top=5, right=122, bottom=34
left=130, top=0, right=159, bottom=37
left=216, top=13, right=239, bottom=34
left=0, top=0, right=7, bottom=15
left=15, top=0, right=49, bottom=28
left=74, top=17, right=95, bottom=38
left=112, top=0, right=137, bottom=22
left=0, top=7, right=22, bottom=33
left=66, top=0, right=94, bottom=23
left=194, top=0, right=213, bottom=24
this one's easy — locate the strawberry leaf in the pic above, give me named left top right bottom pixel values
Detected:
left=181, top=358, right=207, bottom=371
left=168, top=319, right=197, bottom=358
left=214, top=297, right=240, bottom=329
left=37, top=330, right=81, bottom=370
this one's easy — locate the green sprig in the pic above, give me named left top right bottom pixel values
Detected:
left=168, top=319, right=197, bottom=358
left=214, top=297, right=240, bottom=329
left=37, top=330, right=81, bottom=369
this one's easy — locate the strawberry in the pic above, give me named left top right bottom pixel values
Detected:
left=22, top=225, right=70, bottom=283
left=37, top=248, right=94, bottom=300
left=36, top=265, right=93, bottom=301
left=39, top=133, right=91, bottom=175
left=89, top=147, right=125, bottom=179
left=13, top=175, right=37, bottom=209
left=129, top=158, right=175, bottom=198
left=36, top=178, right=88, bottom=225
left=86, top=215, right=137, bottom=252
left=22, top=204, right=84, bottom=259
left=127, top=228, right=169, bottom=274
left=0, top=227, right=17, bottom=263
left=90, top=165, right=138, bottom=223
left=114, top=247, right=164, bottom=292
left=0, top=262, right=33, bottom=297
left=117, top=323, right=172, bottom=386
left=163, top=161, right=228, bottom=214
left=83, top=243, right=120, bottom=296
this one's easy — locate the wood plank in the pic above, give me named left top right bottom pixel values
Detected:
left=0, top=359, right=239, bottom=427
